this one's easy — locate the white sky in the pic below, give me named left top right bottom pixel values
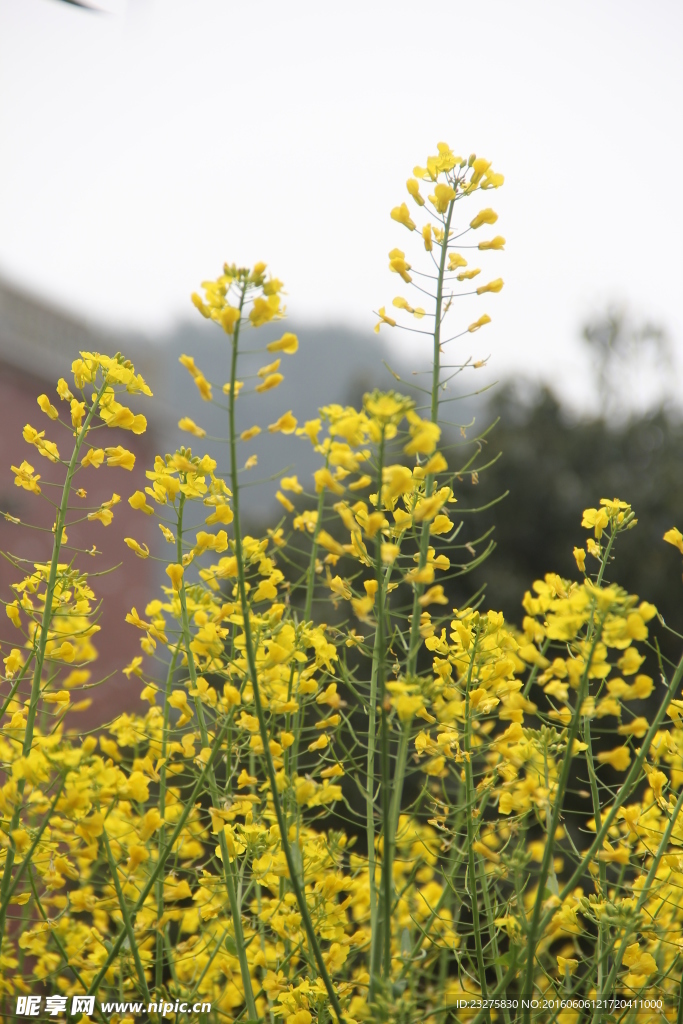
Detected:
left=1, top=0, right=682, bottom=410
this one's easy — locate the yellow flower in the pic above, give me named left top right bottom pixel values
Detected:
left=23, top=424, right=60, bottom=462
left=43, top=690, right=70, bottom=706
left=255, top=373, right=284, bottom=393
left=268, top=411, right=298, bottom=434
left=3, top=649, right=24, bottom=676
left=581, top=507, right=609, bottom=539
left=478, top=235, right=506, bottom=250
left=281, top=475, right=303, bottom=493
left=664, top=526, right=683, bottom=554
left=617, top=647, right=645, bottom=675
left=622, top=944, right=657, bottom=976
left=476, top=277, right=504, bottom=295
left=597, top=746, right=631, bottom=771
left=406, top=178, right=425, bottom=206
left=413, top=494, right=445, bottom=523
left=87, top=494, right=119, bottom=525
left=388, top=248, right=412, bottom=283
left=249, top=293, right=282, bottom=327
left=393, top=694, right=424, bottom=722
left=296, top=418, right=321, bottom=445
left=423, top=452, right=447, bottom=475
left=37, top=394, right=59, bottom=420
left=70, top=399, right=86, bottom=428
left=240, top=425, right=261, bottom=441
left=382, top=465, right=413, bottom=502
left=267, top=332, right=299, bottom=354
left=276, top=491, right=294, bottom=513
left=6, top=601, right=21, bottom=628
left=219, top=306, right=240, bottom=334
left=178, top=417, right=206, bottom=438
left=419, top=585, right=448, bottom=607
left=204, top=503, right=233, bottom=525
left=470, top=208, right=498, bottom=229
left=56, top=378, right=73, bottom=401
left=573, top=547, right=586, bottom=572
left=165, top=563, right=184, bottom=591
left=430, top=514, right=453, bottom=536
left=140, top=808, right=164, bottom=841
left=11, top=461, right=41, bottom=494
left=617, top=716, right=648, bottom=738
left=404, top=419, right=441, bottom=456
left=314, top=468, right=345, bottom=495
left=374, top=307, right=396, bottom=333
left=51, top=641, right=76, bottom=662
left=381, top=543, right=399, bottom=564
left=429, top=182, right=456, bottom=213
left=124, top=538, right=150, bottom=559
left=104, top=445, right=136, bottom=470
left=557, top=956, right=578, bottom=976
left=129, top=490, right=154, bottom=514
left=390, top=202, right=416, bottom=231
left=467, top=314, right=491, bottom=333
left=82, top=447, right=105, bottom=468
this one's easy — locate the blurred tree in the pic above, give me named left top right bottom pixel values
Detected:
left=460, top=380, right=683, bottom=660
left=581, top=308, right=672, bottom=416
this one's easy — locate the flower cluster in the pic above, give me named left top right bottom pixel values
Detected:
left=1, top=147, right=682, bottom=1024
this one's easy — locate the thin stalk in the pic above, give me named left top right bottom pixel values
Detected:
left=585, top=717, right=608, bottom=1024
left=27, top=867, right=108, bottom=1024
left=155, top=648, right=178, bottom=999
left=478, top=857, right=510, bottom=1024
left=0, top=775, right=64, bottom=908
left=290, top=480, right=327, bottom=786
left=600, top=786, right=683, bottom=998
left=462, top=632, right=489, bottom=1011
left=366, top=619, right=381, bottom=1001
left=370, top=433, right=395, bottom=984
left=86, top=712, right=236, bottom=997
left=101, top=825, right=152, bottom=1003
left=520, top=628, right=601, bottom=1020
left=226, top=289, right=346, bottom=1024
left=175, top=492, right=257, bottom=1021
left=0, top=377, right=108, bottom=943
left=405, top=196, right=456, bottom=678
left=548, top=647, right=683, bottom=914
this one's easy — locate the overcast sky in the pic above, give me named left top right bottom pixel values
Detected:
left=1, top=0, right=681, bottom=410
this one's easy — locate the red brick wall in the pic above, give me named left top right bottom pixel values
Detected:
left=0, top=360, right=159, bottom=730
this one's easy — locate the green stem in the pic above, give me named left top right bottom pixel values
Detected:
left=175, top=491, right=257, bottom=1021
left=520, top=628, right=601, bottom=1020
left=0, top=775, right=64, bottom=912
left=548, top=646, right=683, bottom=917
left=366, top=618, right=381, bottom=1001
left=0, top=377, right=108, bottom=945
left=86, top=712, right=235, bottom=997
left=585, top=717, right=608, bottom=1024
left=101, top=825, right=152, bottom=1002
left=463, top=632, right=489, bottom=1012
left=405, top=197, right=455, bottom=678
left=227, top=288, right=346, bottom=1024
left=155, top=648, right=178, bottom=1000
left=27, top=867, right=108, bottom=1024
left=600, top=786, right=683, bottom=998
left=290, top=481, right=327, bottom=786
